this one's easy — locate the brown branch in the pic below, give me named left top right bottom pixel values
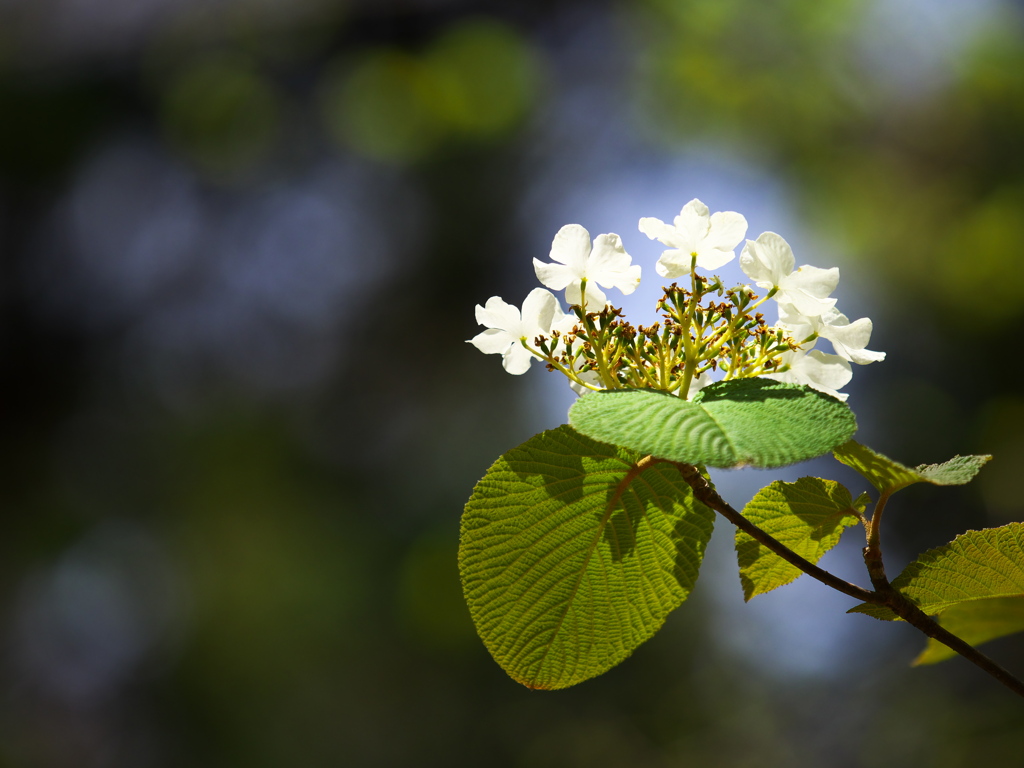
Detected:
left=670, top=461, right=878, bottom=604
left=670, top=459, right=1024, bottom=699
left=869, top=560, right=1024, bottom=699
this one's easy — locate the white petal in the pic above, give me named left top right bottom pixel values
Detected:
left=818, top=306, right=845, bottom=325
left=475, top=296, right=520, bottom=332
left=548, top=224, right=591, bottom=270
left=740, top=232, right=794, bottom=285
left=673, top=199, right=710, bottom=237
left=775, top=302, right=817, bottom=341
left=763, top=369, right=798, bottom=386
left=784, top=265, right=840, bottom=302
left=779, top=266, right=841, bottom=316
left=569, top=369, right=603, bottom=396
left=544, top=309, right=571, bottom=355
left=694, top=246, right=736, bottom=271
left=550, top=300, right=567, bottom=324
left=565, top=281, right=582, bottom=306
left=588, top=234, right=642, bottom=295
left=782, top=288, right=838, bottom=318
left=842, top=346, right=886, bottom=365
left=794, top=349, right=853, bottom=397
left=656, top=249, right=694, bottom=278
left=567, top=279, right=607, bottom=307
left=705, top=211, right=748, bottom=251
left=587, top=282, right=608, bottom=306
left=533, top=259, right=576, bottom=291
left=520, top=288, right=560, bottom=333
left=604, top=263, right=642, bottom=294
left=821, top=314, right=885, bottom=364
left=588, top=233, right=631, bottom=274
left=638, top=217, right=684, bottom=248
left=468, top=328, right=511, bottom=355
left=502, top=342, right=534, bottom=375
left=739, top=241, right=772, bottom=285
left=552, top=311, right=578, bottom=335
left=777, top=301, right=814, bottom=328
left=820, top=315, right=870, bottom=349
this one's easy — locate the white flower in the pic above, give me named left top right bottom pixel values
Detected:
left=533, top=224, right=640, bottom=308
left=777, top=303, right=885, bottom=366
left=638, top=198, right=748, bottom=278
left=763, top=347, right=853, bottom=401
left=468, top=288, right=565, bottom=374
left=739, top=232, right=838, bottom=317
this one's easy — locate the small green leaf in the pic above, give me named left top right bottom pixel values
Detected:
left=460, top=425, right=714, bottom=690
left=735, top=477, right=865, bottom=600
left=914, top=597, right=1024, bottom=665
left=832, top=440, right=991, bottom=495
left=850, top=523, right=1024, bottom=633
left=568, top=379, right=857, bottom=469
left=853, top=490, right=873, bottom=510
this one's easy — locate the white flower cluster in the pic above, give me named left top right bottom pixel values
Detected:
left=738, top=231, right=884, bottom=401
left=469, top=199, right=883, bottom=401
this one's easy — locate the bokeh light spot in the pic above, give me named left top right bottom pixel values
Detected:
left=977, top=397, right=1024, bottom=521
left=935, top=186, right=1024, bottom=323
left=424, top=18, right=540, bottom=140
left=320, top=49, right=442, bottom=163
left=161, top=53, right=282, bottom=176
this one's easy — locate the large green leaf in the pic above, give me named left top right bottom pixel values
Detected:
left=832, top=440, right=990, bottom=495
left=851, top=524, right=1024, bottom=637
left=568, top=379, right=856, bottom=469
left=460, top=425, right=714, bottom=690
left=914, top=597, right=1024, bottom=665
left=735, top=478, right=867, bottom=600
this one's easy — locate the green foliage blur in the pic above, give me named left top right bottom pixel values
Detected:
left=0, top=0, right=1023, bottom=766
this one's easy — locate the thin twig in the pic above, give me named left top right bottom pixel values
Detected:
left=867, top=557, right=1024, bottom=699
left=669, top=460, right=1024, bottom=699
left=671, top=462, right=878, bottom=604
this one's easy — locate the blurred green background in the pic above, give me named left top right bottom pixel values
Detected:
left=1, top=0, right=1023, bottom=765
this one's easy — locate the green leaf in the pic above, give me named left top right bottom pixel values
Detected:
left=853, top=490, right=873, bottom=510
left=735, top=477, right=866, bottom=600
left=460, top=425, right=714, bottom=690
left=568, top=379, right=857, bottom=469
left=832, top=440, right=991, bottom=495
left=850, top=523, right=1024, bottom=628
left=914, top=597, right=1024, bottom=665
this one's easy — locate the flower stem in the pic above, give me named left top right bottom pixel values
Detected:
left=676, top=260, right=702, bottom=398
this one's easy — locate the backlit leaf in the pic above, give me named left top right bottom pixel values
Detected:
left=735, top=477, right=866, bottom=600
left=914, top=597, right=1024, bottom=665
left=850, top=524, right=1024, bottom=651
left=833, top=440, right=990, bottom=495
left=568, top=379, right=856, bottom=469
left=459, top=425, right=714, bottom=690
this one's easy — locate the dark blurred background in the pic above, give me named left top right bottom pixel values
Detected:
left=1, top=0, right=1023, bottom=765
